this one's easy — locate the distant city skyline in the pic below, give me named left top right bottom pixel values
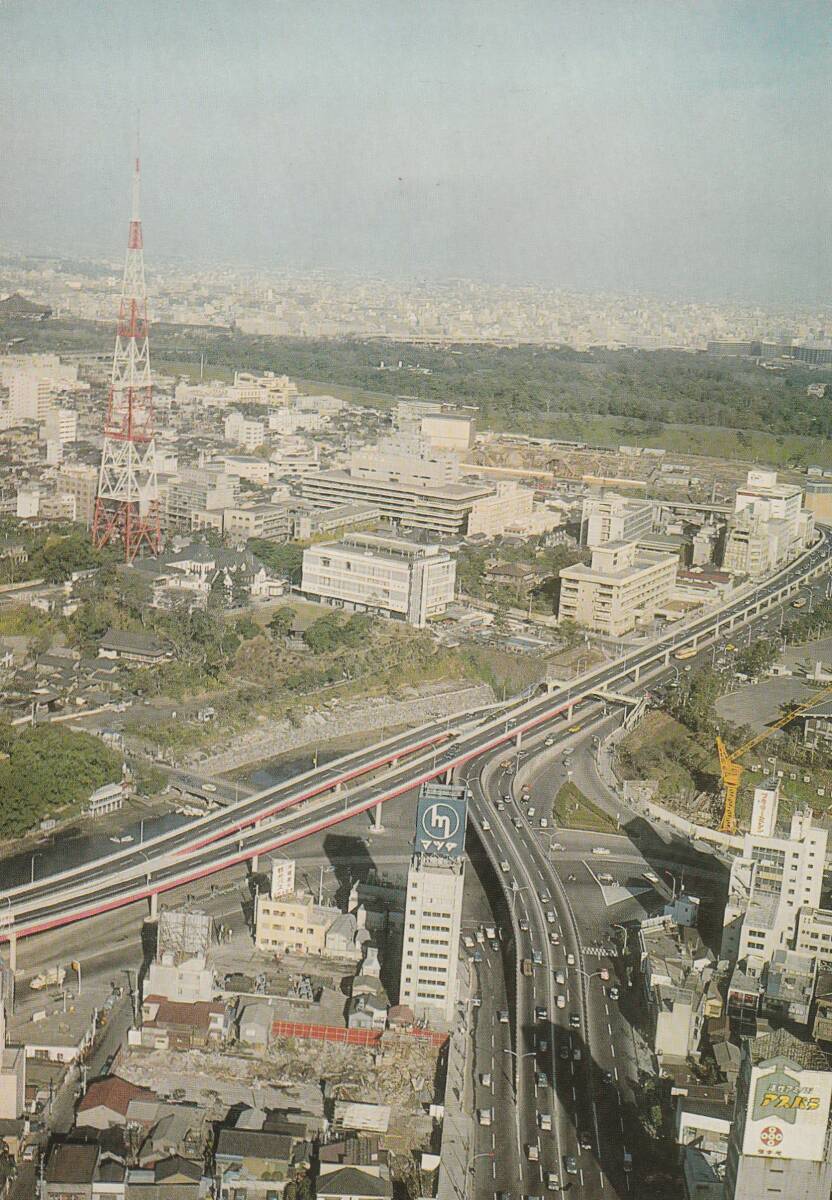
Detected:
left=1, top=0, right=829, bottom=304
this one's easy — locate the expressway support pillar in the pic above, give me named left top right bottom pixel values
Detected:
left=514, top=731, right=522, bottom=749
left=663, top=649, right=671, bottom=666
left=632, top=665, right=640, bottom=683
left=148, top=892, right=158, bottom=920
left=371, top=803, right=385, bottom=834
left=250, top=822, right=261, bottom=873
left=6, top=933, right=15, bottom=975
left=566, top=703, right=574, bottom=721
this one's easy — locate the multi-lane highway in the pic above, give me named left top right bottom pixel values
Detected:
left=0, top=530, right=828, bottom=1194
left=456, top=539, right=832, bottom=1198
left=0, top=529, right=829, bottom=954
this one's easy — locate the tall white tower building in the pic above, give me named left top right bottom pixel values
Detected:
left=399, top=782, right=467, bottom=1026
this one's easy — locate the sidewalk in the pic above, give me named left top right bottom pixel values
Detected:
left=436, top=956, right=474, bottom=1200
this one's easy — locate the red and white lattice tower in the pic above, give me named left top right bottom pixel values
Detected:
left=92, top=145, right=160, bottom=562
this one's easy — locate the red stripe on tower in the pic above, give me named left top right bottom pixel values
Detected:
left=91, top=142, right=160, bottom=562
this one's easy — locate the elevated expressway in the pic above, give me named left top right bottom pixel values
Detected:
left=0, top=531, right=829, bottom=968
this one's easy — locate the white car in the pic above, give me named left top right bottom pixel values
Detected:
left=566, top=952, right=575, bottom=966
left=500, top=861, right=510, bottom=873
left=592, top=846, right=611, bottom=856
left=556, top=994, right=566, bottom=1009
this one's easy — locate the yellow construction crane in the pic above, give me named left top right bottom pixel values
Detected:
left=717, top=683, right=832, bottom=833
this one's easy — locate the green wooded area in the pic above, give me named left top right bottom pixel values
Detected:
left=0, top=722, right=122, bottom=837
left=5, top=315, right=832, bottom=448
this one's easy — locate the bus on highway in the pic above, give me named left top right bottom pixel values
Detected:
left=673, top=646, right=697, bottom=660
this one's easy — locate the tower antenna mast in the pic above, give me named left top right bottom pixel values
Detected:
left=92, top=129, right=160, bottom=562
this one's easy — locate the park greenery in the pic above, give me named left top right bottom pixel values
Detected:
left=247, top=539, right=304, bottom=580
left=0, top=520, right=116, bottom=585
left=6, top=314, right=832, bottom=456
left=455, top=538, right=587, bottom=615
left=0, top=721, right=122, bottom=838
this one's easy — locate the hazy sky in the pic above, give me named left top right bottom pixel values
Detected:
left=2, top=0, right=829, bottom=301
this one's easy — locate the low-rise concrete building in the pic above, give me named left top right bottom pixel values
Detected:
left=639, top=916, right=719, bottom=1064
left=761, top=947, right=816, bottom=1026
left=255, top=890, right=363, bottom=962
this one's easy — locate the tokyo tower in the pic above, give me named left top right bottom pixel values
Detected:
left=92, top=142, right=160, bottom=561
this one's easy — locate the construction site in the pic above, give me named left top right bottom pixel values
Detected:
left=117, top=1023, right=443, bottom=1158
left=471, top=430, right=807, bottom=502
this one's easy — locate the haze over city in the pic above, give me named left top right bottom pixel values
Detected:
left=2, top=0, right=830, bottom=302
left=3, top=6, right=832, bottom=1200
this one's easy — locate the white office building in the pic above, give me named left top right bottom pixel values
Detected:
left=224, top=410, right=265, bottom=452
left=229, top=371, right=298, bottom=407
left=301, top=531, right=456, bottom=627
left=0, top=355, right=82, bottom=425
left=724, top=469, right=814, bottom=577
left=558, top=541, right=677, bottom=636
left=721, top=781, right=827, bottom=963
left=580, top=493, right=654, bottom=548
left=43, top=407, right=78, bottom=445
left=399, top=783, right=467, bottom=1026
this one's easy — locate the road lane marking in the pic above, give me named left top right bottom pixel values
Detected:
left=607, top=1023, right=612, bottom=1035
left=610, top=1044, right=616, bottom=1057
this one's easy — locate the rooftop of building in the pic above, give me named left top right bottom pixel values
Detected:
left=311, top=530, right=448, bottom=561
left=99, top=628, right=168, bottom=656
left=46, top=1143, right=98, bottom=1184
left=562, top=540, right=676, bottom=581
left=317, top=1166, right=392, bottom=1197
left=748, top=1027, right=832, bottom=1070
left=744, top=889, right=781, bottom=932
left=304, top=468, right=492, bottom=502
left=765, top=948, right=816, bottom=1004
